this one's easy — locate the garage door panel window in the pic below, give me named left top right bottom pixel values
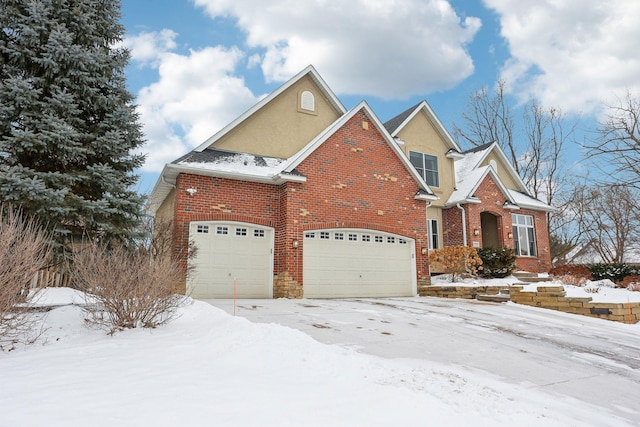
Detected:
left=254, top=229, right=265, bottom=238
left=235, top=227, right=247, bottom=236
left=196, top=225, right=209, bottom=234
left=216, top=226, right=228, bottom=235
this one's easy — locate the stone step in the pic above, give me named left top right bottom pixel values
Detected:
left=513, top=271, right=539, bottom=279
left=477, top=294, right=511, bottom=303
left=515, top=276, right=553, bottom=283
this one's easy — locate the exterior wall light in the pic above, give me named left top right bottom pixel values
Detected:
left=421, top=247, right=428, bottom=256
left=507, top=232, right=513, bottom=239
left=292, top=238, right=299, bottom=249
left=473, top=228, right=480, bottom=236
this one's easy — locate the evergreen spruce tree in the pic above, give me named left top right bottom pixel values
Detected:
left=0, top=0, right=145, bottom=250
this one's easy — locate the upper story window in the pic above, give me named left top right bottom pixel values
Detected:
left=300, top=90, right=315, bottom=112
left=409, top=151, right=439, bottom=187
left=512, top=214, right=537, bottom=257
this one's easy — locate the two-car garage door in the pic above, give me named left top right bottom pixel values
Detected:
left=303, top=229, right=416, bottom=298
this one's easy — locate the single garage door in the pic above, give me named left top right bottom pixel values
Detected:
left=187, top=221, right=273, bottom=299
left=303, top=229, right=416, bottom=298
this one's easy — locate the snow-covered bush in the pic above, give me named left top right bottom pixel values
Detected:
left=0, top=207, right=51, bottom=349
left=72, top=242, right=186, bottom=334
left=586, top=263, right=640, bottom=284
left=429, top=246, right=483, bottom=282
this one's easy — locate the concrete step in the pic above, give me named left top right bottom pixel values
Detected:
left=513, top=271, right=539, bottom=279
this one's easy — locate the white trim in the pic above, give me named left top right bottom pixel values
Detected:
left=446, top=166, right=517, bottom=207
left=193, top=65, right=346, bottom=153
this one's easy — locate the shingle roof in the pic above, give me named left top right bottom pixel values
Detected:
left=383, top=102, right=422, bottom=134
left=462, top=142, right=495, bottom=154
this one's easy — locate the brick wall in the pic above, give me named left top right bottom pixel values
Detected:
left=172, top=174, right=281, bottom=292
left=283, top=108, right=431, bottom=291
left=445, top=173, right=552, bottom=273
left=170, top=108, right=432, bottom=297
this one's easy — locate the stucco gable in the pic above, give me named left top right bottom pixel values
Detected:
left=193, top=65, right=346, bottom=158
left=384, top=100, right=462, bottom=153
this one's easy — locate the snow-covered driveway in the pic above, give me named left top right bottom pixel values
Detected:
left=206, top=297, right=640, bottom=424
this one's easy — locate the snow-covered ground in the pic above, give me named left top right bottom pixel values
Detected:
left=2, top=287, right=636, bottom=426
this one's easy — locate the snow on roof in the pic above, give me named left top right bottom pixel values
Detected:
left=178, top=152, right=286, bottom=178
left=447, top=166, right=489, bottom=205
left=507, top=189, right=555, bottom=212
left=455, top=147, right=489, bottom=183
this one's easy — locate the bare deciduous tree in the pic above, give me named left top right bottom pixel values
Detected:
left=453, top=80, right=518, bottom=173
left=569, top=184, right=640, bottom=263
left=588, top=91, right=640, bottom=188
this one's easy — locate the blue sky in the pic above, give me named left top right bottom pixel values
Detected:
left=119, top=0, right=640, bottom=194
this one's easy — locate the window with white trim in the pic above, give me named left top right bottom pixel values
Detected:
left=387, top=236, right=395, bottom=244
left=334, top=232, right=344, bottom=240
left=348, top=233, right=358, bottom=241
left=428, top=219, right=439, bottom=250
left=235, top=227, right=247, bottom=236
left=409, top=151, right=439, bottom=187
left=362, top=234, right=371, bottom=242
left=253, top=229, right=265, bottom=238
left=374, top=235, right=383, bottom=243
left=304, top=232, right=315, bottom=239
left=320, top=231, right=330, bottom=240
left=512, top=214, right=537, bottom=256
left=216, top=226, right=228, bottom=235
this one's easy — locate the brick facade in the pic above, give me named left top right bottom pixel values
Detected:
left=171, top=108, right=432, bottom=297
left=442, top=174, right=551, bottom=273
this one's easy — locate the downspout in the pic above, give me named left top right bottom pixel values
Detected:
left=456, top=203, right=467, bottom=246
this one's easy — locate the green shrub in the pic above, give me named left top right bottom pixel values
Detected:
left=476, top=247, right=516, bottom=278
left=586, top=263, right=640, bottom=283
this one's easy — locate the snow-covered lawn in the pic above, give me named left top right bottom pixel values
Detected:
left=0, top=288, right=635, bottom=426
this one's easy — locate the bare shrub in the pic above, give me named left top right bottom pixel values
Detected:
left=584, top=287, right=600, bottom=294
left=430, top=246, right=483, bottom=282
left=73, top=242, right=186, bottom=334
left=0, top=207, right=51, bottom=349
left=555, top=274, right=589, bottom=287
left=628, top=283, right=640, bottom=292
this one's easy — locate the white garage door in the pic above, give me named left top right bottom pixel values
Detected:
left=188, top=222, right=273, bottom=299
left=303, top=229, right=416, bottom=298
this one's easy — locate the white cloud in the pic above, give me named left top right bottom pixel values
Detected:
left=484, top=0, right=640, bottom=114
left=123, top=29, right=178, bottom=65
left=193, top=0, right=481, bottom=99
left=126, top=32, right=260, bottom=172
